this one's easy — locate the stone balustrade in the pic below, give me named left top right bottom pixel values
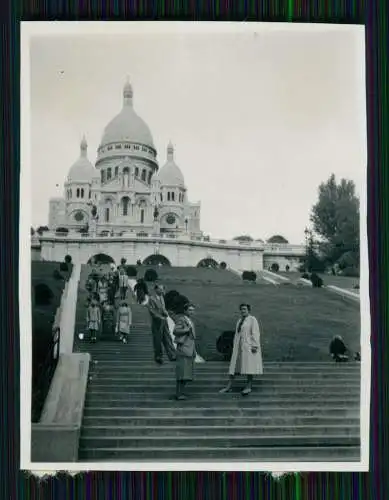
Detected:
left=38, top=230, right=305, bottom=255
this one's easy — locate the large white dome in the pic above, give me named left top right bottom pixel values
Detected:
left=100, top=81, right=154, bottom=149
left=67, top=137, right=97, bottom=182
left=157, top=142, right=185, bottom=187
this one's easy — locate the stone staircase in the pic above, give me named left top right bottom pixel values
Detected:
left=77, top=295, right=361, bottom=462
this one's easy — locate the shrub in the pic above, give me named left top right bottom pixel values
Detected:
left=310, top=272, right=323, bottom=288
left=301, top=272, right=310, bottom=280
left=267, top=235, right=289, bottom=244
left=354, top=284, right=360, bottom=290
left=216, top=331, right=235, bottom=360
left=34, top=284, right=54, bottom=306
left=168, top=294, right=190, bottom=315
left=242, top=271, right=257, bottom=282
left=59, top=262, right=69, bottom=272
left=36, top=225, right=49, bottom=235
left=164, top=290, right=181, bottom=311
left=136, top=259, right=142, bottom=266
left=52, top=269, right=64, bottom=281
left=144, top=268, right=158, bottom=282
left=271, top=263, right=280, bottom=272
left=64, top=255, right=72, bottom=264
left=120, top=258, right=127, bottom=266
left=126, top=265, right=138, bottom=277
left=285, top=265, right=290, bottom=272
left=220, top=261, right=227, bottom=270
left=55, top=227, right=69, bottom=233
left=31, top=227, right=35, bottom=236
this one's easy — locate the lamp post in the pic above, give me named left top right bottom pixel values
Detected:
left=304, top=227, right=309, bottom=272
left=185, top=218, right=188, bottom=233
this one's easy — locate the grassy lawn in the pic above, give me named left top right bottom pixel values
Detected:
left=277, top=271, right=359, bottom=292
left=73, top=265, right=360, bottom=363
left=163, top=281, right=360, bottom=362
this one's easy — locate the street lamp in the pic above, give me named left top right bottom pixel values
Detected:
left=185, top=218, right=188, bottom=233
left=304, top=227, right=310, bottom=272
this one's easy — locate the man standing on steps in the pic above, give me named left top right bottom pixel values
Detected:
left=147, top=283, right=176, bottom=364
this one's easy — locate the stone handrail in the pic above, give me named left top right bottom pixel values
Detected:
left=37, top=231, right=305, bottom=253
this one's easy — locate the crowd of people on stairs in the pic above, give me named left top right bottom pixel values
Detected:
left=81, top=262, right=265, bottom=399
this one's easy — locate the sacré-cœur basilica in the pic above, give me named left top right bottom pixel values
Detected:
left=32, top=80, right=304, bottom=271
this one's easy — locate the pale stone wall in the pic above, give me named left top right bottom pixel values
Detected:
left=38, top=236, right=265, bottom=270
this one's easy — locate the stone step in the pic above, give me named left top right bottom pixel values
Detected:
left=79, top=434, right=360, bottom=449
left=89, top=369, right=360, bottom=387
left=88, top=362, right=360, bottom=372
left=87, top=377, right=359, bottom=387
left=82, top=405, right=359, bottom=417
left=80, top=424, right=359, bottom=438
left=86, top=385, right=359, bottom=395
left=78, top=445, right=361, bottom=461
left=86, top=358, right=359, bottom=367
left=84, top=393, right=360, bottom=404
left=82, top=416, right=359, bottom=427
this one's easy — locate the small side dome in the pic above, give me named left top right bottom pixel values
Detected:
left=67, top=136, right=97, bottom=182
left=157, top=142, right=185, bottom=187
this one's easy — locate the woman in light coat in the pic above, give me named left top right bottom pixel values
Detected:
left=219, top=303, right=263, bottom=395
left=86, top=299, right=101, bottom=343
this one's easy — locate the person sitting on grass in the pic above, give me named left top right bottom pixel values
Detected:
left=329, top=335, right=349, bottom=362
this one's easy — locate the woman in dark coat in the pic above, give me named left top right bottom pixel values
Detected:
left=173, top=303, right=196, bottom=400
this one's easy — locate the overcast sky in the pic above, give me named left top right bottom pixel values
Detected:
left=28, top=24, right=366, bottom=244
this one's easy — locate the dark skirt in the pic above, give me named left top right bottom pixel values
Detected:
left=176, top=355, right=194, bottom=382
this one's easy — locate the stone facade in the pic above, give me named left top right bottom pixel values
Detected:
left=48, top=81, right=201, bottom=238
left=33, top=232, right=305, bottom=272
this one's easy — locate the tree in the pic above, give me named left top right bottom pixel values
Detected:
left=233, top=235, right=254, bottom=242
left=310, top=174, right=359, bottom=269
left=267, top=235, right=289, bottom=244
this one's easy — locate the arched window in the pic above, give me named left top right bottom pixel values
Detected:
left=123, top=167, right=129, bottom=188
left=80, top=188, right=84, bottom=198
left=140, top=209, right=145, bottom=224
left=101, top=170, right=106, bottom=183
left=115, top=166, right=119, bottom=177
left=167, top=192, right=171, bottom=201
left=107, top=168, right=112, bottom=181
left=122, top=196, right=130, bottom=216
left=148, top=171, right=152, bottom=184
left=141, top=169, right=146, bottom=181
left=76, top=188, right=80, bottom=198
left=135, top=167, right=139, bottom=177
left=105, top=207, right=110, bottom=222
left=171, top=192, right=175, bottom=202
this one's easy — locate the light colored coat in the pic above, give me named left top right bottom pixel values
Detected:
left=116, top=305, right=132, bottom=334
left=229, top=315, right=263, bottom=375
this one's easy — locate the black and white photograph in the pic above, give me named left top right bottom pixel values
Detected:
left=21, top=22, right=369, bottom=471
